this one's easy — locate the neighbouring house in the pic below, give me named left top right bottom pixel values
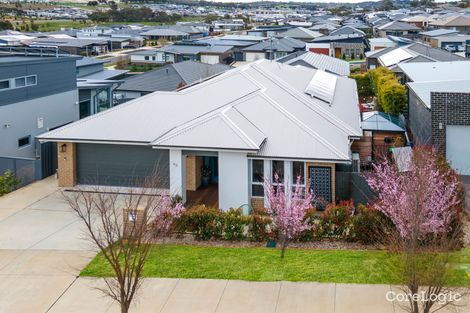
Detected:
left=242, top=37, right=305, bottom=61
left=140, top=28, right=190, bottom=41
left=21, top=37, right=109, bottom=56
left=212, top=19, right=246, bottom=32
left=375, top=21, right=421, bottom=39
left=75, top=57, right=126, bottom=119
left=247, top=25, right=293, bottom=37
left=309, top=34, right=366, bottom=59
left=351, top=111, right=406, bottom=167
left=368, top=37, right=396, bottom=51
left=130, top=42, right=234, bottom=65
left=400, top=61, right=470, bottom=174
left=365, top=42, right=466, bottom=70
left=330, top=26, right=366, bottom=37
left=38, top=60, right=362, bottom=211
left=309, top=23, right=339, bottom=36
left=0, top=51, right=80, bottom=184
left=277, top=51, right=350, bottom=76
left=419, top=29, right=460, bottom=45
left=400, top=15, right=432, bottom=29
left=114, top=61, right=231, bottom=101
left=197, top=35, right=266, bottom=62
left=428, top=14, right=470, bottom=34
left=276, top=27, right=323, bottom=42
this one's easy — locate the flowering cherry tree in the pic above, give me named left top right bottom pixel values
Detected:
left=265, top=175, right=314, bottom=258
left=153, top=195, right=185, bottom=238
left=366, top=147, right=460, bottom=240
left=366, top=147, right=463, bottom=313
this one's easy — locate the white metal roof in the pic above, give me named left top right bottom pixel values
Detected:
left=38, top=60, right=361, bottom=162
left=407, top=80, right=470, bottom=108
left=398, top=61, right=470, bottom=82
left=379, top=47, right=415, bottom=67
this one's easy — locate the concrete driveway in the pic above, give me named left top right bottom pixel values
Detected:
left=0, top=176, right=95, bottom=313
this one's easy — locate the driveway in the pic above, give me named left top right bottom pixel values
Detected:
left=0, top=176, right=95, bottom=313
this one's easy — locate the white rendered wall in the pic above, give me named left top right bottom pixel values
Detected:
left=218, top=152, right=249, bottom=211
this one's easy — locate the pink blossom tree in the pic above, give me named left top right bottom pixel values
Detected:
left=366, top=147, right=464, bottom=313
left=153, top=195, right=185, bottom=238
left=265, top=175, right=314, bottom=258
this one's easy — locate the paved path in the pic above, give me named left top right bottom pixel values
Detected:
left=0, top=177, right=468, bottom=313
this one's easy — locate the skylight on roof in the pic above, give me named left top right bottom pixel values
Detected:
left=304, top=70, right=337, bottom=104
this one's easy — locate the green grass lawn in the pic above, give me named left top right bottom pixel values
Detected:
left=81, top=245, right=470, bottom=286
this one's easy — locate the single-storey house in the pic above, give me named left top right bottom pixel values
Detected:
left=38, top=60, right=362, bottom=211
left=114, top=61, right=231, bottom=101
left=310, top=34, right=366, bottom=59
left=375, top=21, right=421, bottom=39
left=242, top=37, right=306, bottom=61
left=277, top=51, right=350, bottom=76
left=276, top=27, right=323, bottom=42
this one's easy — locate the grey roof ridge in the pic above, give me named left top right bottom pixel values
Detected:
left=150, top=90, right=261, bottom=145
left=151, top=100, right=262, bottom=150
left=257, top=89, right=349, bottom=160
left=248, top=62, right=361, bottom=137
left=170, top=62, right=191, bottom=84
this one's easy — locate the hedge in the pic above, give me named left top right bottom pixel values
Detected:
left=173, top=203, right=388, bottom=245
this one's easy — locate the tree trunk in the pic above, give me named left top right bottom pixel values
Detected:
left=280, top=239, right=288, bottom=259
left=121, top=302, right=129, bottom=313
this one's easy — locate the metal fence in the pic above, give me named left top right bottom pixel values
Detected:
left=0, top=156, right=41, bottom=188
left=336, top=171, right=376, bottom=206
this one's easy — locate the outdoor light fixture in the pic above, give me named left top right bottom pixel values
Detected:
left=60, top=144, right=67, bottom=153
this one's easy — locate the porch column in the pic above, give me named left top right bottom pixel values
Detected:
left=57, top=142, right=76, bottom=187
left=169, top=149, right=185, bottom=201
left=284, top=161, right=292, bottom=191
left=218, top=152, right=248, bottom=211
left=263, top=160, right=270, bottom=208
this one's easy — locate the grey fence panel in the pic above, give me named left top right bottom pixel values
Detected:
left=336, top=171, right=376, bottom=206
left=0, top=156, right=41, bottom=187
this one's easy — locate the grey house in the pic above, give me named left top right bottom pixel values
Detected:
left=0, top=52, right=80, bottom=183
left=401, top=61, right=470, bottom=174
left=115, top=61, right=231, bottom=101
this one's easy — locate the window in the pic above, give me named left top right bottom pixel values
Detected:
left=18, top=135, right=30, bottom=148
left=26, top=75, right=36, bottom=86
left=251, top=159, right=264, bottom=197
left=15, top=77, right=26, bottom=88
left=0, top=80, right=10, bottom=90
left=272, top=160, right=284, bottom=183
left=292, top=161, right=306, bottom=194
left=144, top=56, right=149, bottom=60
left=95, top=89, right=109, bottom=113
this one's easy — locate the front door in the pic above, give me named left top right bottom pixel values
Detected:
left=335, top=47, right=342, bottom=58
left=308, top=166, right=332, bottom=209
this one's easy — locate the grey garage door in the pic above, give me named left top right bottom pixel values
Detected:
left=76, top=143, right=169, bottom=188
left=446, top=125, right=470, bottom=175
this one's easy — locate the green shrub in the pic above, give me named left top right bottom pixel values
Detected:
left=351, top=204, right=390, bottom=244
left=317, top=201, right=354, bottom=240
left=177, top=205, right=223, bottom=240
left=298, top=208, right=320, bottom=242
left=223, top=208, right=250, bottom=241
left=247, top=208, right=273, bottom=242
left=0, top=170, right=20, bottom=196
left=350, top=72, right=373, bottom=99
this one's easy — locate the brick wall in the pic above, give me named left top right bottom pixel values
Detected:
left=431, top=92, right=470, bottom=155
left=123, top=207, right=147, bottom=239
left=250, top=197, right=264, bottom=212
left=185, top=155, right=202, bottom=191
left=57, top=142, right=76, bottom=187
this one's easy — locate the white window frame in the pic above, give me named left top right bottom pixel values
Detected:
left=291, top=161, right=306, bottom=195
left=250, top=159, right=264, bottom=198
left=0, top=75, right=37, bottom=92
left=0, top=79, right=10, bottom=91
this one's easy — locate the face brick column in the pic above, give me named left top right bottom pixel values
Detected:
left=57, top=142, right=77, bottom=187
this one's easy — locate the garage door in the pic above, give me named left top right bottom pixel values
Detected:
left=446, top=125, right=470, bottom=175
left=245, top=53, right=266, bottom=62
left=76, top=143, right=169, bottom=187
left=200, top=54, right=219, bottom=65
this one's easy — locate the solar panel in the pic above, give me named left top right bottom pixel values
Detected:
left=380, top=48, right=414, bottom=67
left=304, top=70, right=337, bottom=104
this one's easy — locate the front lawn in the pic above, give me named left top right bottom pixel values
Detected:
left=81, top=245, right=470, bottom=286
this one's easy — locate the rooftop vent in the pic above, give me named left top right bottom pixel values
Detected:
left=304, top=70, right=337, bottom=104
